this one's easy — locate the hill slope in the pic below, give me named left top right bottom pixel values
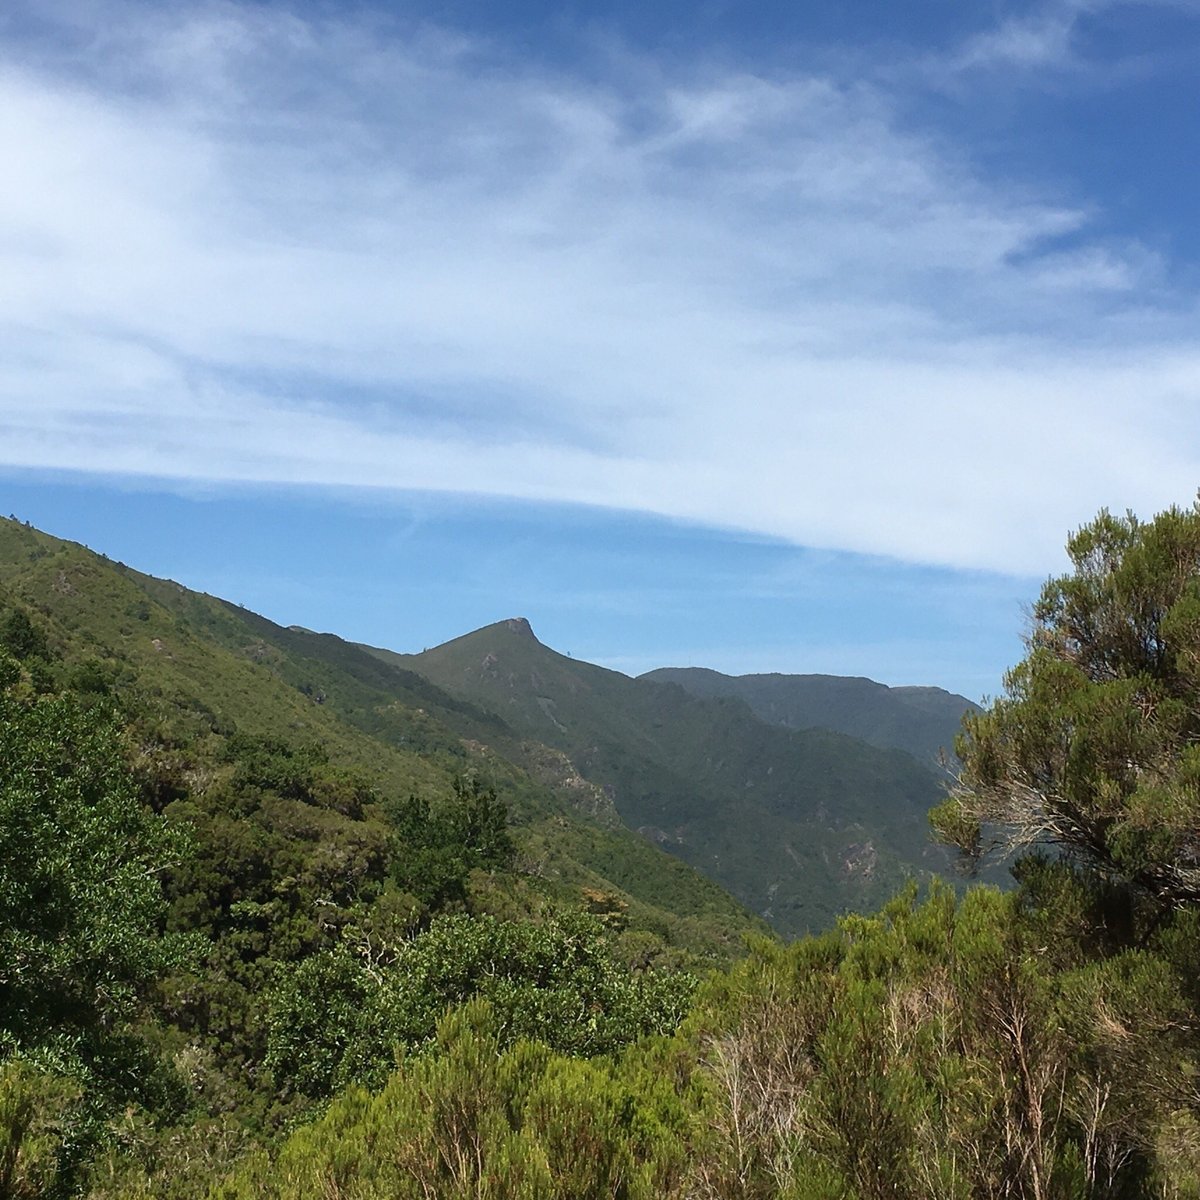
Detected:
left=374, top=619, right=959, bottom=936
left=641, top=667, right=978, bottom=765
left=0, top=519, right=763, bottom=961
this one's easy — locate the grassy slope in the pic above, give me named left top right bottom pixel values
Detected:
left=641, top=666, right=979, bottom=765
left=0, top=519, right=764, bottom=962
left=372, top=619, right=957, bottom=936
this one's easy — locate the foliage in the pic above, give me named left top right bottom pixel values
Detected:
left=223, top=999, right=688, bottom=1200
left=0, top=1061, right=81, bottom=1200
left=0, top=673, right=190, bottom=1084
left=934, top=504, right=1200, bottom=905
left=0, top=608, right=50, bottom=662
left=0, top=659, right=195, bottom=1191
left=155, top=733, right=394, bottom=1124
left=387, top=776, right=515, bottom=908
left=265, top=911, right=698, bottom=1101
left=216, top=879, right=1200, bottom=1199
left=683, top=880, right=1200, bottom=1199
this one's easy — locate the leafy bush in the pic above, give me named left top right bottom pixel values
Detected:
left=0, top=679, right=194, bottom=1191
left=266, top=911, right=697, bottom=1100
left=228, top=999, right=686, bottom=1200
left=387, top=776, right=515, bottom=909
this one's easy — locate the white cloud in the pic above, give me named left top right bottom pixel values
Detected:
left=950, top=5, right=1085, bottom=72
left=939, top=0, right=1200, bottom=77
left=1, top=0, right=1199, bottom=576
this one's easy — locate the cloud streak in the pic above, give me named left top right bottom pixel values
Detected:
left=2, top=0, right=1199, bottom=575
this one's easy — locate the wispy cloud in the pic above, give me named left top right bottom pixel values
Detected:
left=2, top=0, right=1199, bottom=575
left=940, top=0, right=1200, bottom=76
left=949, top=1, right=1091, bottom=72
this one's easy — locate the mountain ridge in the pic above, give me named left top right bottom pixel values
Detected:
left=641, top=665, right=978, bottom=765
left=372, top=618, right=967, bottom=936
left=0, top=513, right=977, bottom=941
left=0, top=519, right=764, bottom=962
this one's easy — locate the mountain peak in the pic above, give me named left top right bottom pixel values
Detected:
left=503, top=617, right=537, bottom=640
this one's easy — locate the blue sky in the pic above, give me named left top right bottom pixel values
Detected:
left=3, top=0, right=1200, bottom=699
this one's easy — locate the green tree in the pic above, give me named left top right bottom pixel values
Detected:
left=0, top=667, right=189, bottom=1089
left=933, top=503, right=1200, bottom=906
left=266, top=911, right=696, bottom=1101
left=0, top=609, right=49, bottom=663
left=449, top=775, right=515, bottom=868
left=387, top=777, right=515, bottom=910
left=0, top=656, right=195, bottom=1191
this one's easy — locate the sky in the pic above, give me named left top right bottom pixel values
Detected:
left=3, top=0, right=1200, bottom=699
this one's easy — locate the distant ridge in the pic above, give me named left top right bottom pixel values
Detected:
left=641, top=667, right=978, bottom=766
left=374, top=620, right=967, bottom=937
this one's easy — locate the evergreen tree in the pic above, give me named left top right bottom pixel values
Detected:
left=933, top=503, right=1200, bottom=906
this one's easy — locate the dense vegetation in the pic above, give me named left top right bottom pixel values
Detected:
left=4, top=502, right=1200, bottom=1196
left=0, top=604, right=697, bottom=1197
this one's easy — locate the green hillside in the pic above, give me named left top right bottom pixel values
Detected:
left=7, top=504, right=1200, bottom=1199
left=0, top=516, right=970, bottom=943
left=374, top=618, right=958, bottom=936
left=642, top=666, right=978, bottom=764
left=0, top=518, right=762, bottom=963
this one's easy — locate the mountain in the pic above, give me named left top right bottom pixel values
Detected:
left=641, top=667, right=978, bottom=765
left=372, top=619, right=962, bottom=937
left=0, top=518, right=763, bottom=962
left=0, top=515, right=975, bottom=942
